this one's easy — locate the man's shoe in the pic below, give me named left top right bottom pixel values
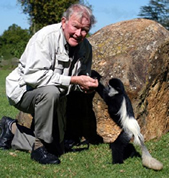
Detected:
left=0, top=116, right=16, bottom=149
left=31, top=144, right=61, bottom=164
left=43, top=141, right=65, bottom=157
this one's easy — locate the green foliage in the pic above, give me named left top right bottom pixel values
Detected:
left=17, top=0, right=84, bottom=33
left=0, top=24, right=31, bottom=60
left=0, top=69, right=169, bottom=177
left=138, top=0, right=169, bottom=29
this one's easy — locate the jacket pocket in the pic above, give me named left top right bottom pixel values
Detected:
left=55, top=54, right=70, bottom=74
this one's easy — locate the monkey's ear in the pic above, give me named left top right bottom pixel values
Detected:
left=109, top=78, right=125, bottom=91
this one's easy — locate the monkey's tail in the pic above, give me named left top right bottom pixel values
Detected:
left=139, top=136, right=163, bottom=170
left=117, top=97, right=163, bottom=170
left=122, top=116, right=163, bottom=170
left=121, top=115, right=144, bottom=146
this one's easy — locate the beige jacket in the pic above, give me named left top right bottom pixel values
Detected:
left=6, top=23, right=92, bottom=105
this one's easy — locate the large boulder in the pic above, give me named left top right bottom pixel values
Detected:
left=88, top=18, right=169, bottom=142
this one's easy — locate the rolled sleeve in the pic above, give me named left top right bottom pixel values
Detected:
left=58, top=75, right=71, bottom=87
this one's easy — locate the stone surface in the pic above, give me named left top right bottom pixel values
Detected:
left=88, top=18, right=169, bottom=142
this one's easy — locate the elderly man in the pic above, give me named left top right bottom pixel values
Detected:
left=0, top=3, right=98, bottom=164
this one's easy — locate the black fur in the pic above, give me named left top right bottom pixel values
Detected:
left=91, top=70, right=140, bottom=164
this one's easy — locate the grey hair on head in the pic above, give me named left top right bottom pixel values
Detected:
left=62, top=3, right=96, bottom=28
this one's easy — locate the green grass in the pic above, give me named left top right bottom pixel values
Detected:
left=0, top=69, right=169, bottom=177
left=0, top=70, right=18, bottom=118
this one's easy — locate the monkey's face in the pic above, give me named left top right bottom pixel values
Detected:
left=107, top=78, right=125, bottom=97
left=106, top=84, right=119, bottom=97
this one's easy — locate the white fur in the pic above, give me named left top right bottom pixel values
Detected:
left=117, top=97, right=144, bottom=145
left=108, top=85, right=119, bottom=97
left=117, top=97, right=163, bottom=170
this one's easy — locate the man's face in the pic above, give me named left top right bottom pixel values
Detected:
left=62, top=13, right=91, bottom=47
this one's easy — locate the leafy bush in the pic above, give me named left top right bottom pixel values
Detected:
left=0, top=24, right=31, bottom=60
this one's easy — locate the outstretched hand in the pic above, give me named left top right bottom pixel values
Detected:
left=70, top=75, right=98, bottom=93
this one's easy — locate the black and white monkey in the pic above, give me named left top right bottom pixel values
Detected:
left=91, top=70, right=163, bottom=170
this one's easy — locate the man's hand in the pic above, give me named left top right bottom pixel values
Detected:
left=70, top=75, right=98, bottom=93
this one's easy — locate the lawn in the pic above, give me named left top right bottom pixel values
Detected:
left=0, top=69, right=168, bottom=177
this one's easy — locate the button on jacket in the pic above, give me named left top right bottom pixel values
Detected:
left=6, top=23, right=93, bottom=105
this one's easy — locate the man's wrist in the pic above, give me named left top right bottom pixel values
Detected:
left=70, top=76, right=79, bottom=84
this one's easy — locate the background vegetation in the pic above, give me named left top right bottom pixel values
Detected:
left=1, top=0, right=169, bottom=65
left=0, top=0, right=87, bottom=68
left=0, top=69, right=169, bottom=178
left=138, top=0, right=169, bottom=29
left=17, top=0, right=83, bottom=34
left=0, top=24, right=31, bottom=60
